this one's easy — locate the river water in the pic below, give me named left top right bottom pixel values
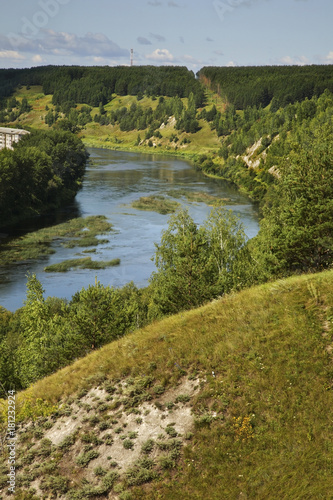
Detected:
left=0, top=148, right=259, bottom=311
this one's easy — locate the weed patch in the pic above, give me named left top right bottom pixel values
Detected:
left=131, top=195, right=180, bottom=215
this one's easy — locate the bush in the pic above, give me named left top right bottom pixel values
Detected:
left=123, top=439, right=134, bottom=450
left=76, top=450, right=99, bottom=467
left=40, top=475, right=69, bottom=495
left=141, top=439, right=155, bottom=454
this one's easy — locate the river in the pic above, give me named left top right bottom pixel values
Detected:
left=0, top=148, right=260, bottom=311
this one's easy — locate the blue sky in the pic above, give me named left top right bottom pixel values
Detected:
left=0, top=0, right=333, bottom=72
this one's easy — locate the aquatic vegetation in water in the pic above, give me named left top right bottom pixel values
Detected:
left=131, top=195, right=180, bottom=215
left=44, top=257, right=121, bottom=273
left=0, top=216, right=113, bottom=265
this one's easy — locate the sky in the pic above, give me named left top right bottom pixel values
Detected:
left=0, top=0, right=333, bottom=73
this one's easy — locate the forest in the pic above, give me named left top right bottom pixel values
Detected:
left=196, top=88, right=333, bottom=199
left=0, top=129, right=88, bottom=224
left=198, top=64, right=333, bottom=108
left=0, top=65, right=204, bottom=106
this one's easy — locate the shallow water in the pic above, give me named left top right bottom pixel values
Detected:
left=0, top=148, right=260, bottom=311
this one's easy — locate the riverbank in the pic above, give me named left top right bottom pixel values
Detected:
left=3, top=84, right=257, bottom=212
left=0, top=148, right=260, bottom=312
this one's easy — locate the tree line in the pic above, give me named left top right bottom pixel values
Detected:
left=0, top=65, right=205, bottom=108
left=194, top=90, right=333, bottom=277
left=0, top=129, right=88, bottom=225
left=198, top=65, right=333, bottom=109
left=0, top=205, right=255, bottom=391
left=196, top=89, right=333, bottom=201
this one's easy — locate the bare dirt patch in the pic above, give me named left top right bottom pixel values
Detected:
left=7, top=376, right=201, bottom=499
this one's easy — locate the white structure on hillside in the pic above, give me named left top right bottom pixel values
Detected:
left=0, top=127, right=30, bottom=150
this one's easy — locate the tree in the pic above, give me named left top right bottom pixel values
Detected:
left=256, top=124, right=333, bottom=275
left=17, top=274, right=50, bottom=386
left=202, top=205, right=253, bottom=293
left=149, top=209, right=207, bottom=317
left=149, top=207, right=251, bottom=318
left=17, top=274, right=82, bottom=387
left=99, top=102, right=106, bottom=115
left=68, top=280, right=143, bottom=350
left=20, top=97, right=31, bottom=113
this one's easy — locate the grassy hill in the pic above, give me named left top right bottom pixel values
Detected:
left=8, top=86, right=221, bottom=157
left=1, top=269, right=333, bottom=499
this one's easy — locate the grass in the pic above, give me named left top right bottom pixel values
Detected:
left=3, top=270, right=333, bottom=498
left=44, top=257, right=120, bottom=273
left=62, top=236, right=110, bottom=248
left=5, top=87, right=221, bottom=158
left=166, top=189, right=231, bottom=205
left=0, top=215, right=113, bottom=266
left=131, top=195, right=181, bottom=215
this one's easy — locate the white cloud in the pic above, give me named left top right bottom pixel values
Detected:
left=145, top=48, right=174, bottom=61
left=92, top=56, right=108, bottom=64
left=41, top=30, right=129, bottom=57
left=182, top=54, right=203, bottom=65
left=226, top=60, right=237, bottom=67
left=0, top=50, right=24, bottom=60
left=278, top=56, right=294, bottom=65
left=0, top=31, right=128, bottom=59
left=0, top=33, right=35, bottom=52
left=276, top=55, right=309, bottom=66
left=321, top=51, right=333, bottom=64
left=32, top=54, right=43, bottom=63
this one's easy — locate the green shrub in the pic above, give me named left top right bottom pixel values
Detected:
left=123, top=439, right=134, bottom=450
left=104, top=434, right=114, bottom=446
left=104, top=381, right=117, bottom=394
left=81, top=432, right=101, bottom=445
left=126, top=458, right=159, bottom=486
left=175, top=394, right=191, bottom=403
left=76, top=450, right=99, bottom=467
left=165, top=425, right=177, bottom=437
left=99, top=421, right=110, bottom=431
left=159, top=454, right=176, bottom=470
left=153, top=384, right=165, bottom=395
left=40, top=475, right=69, bottom=495
left=58, top=434, right=76, bottom=450
left=141, top=439, right=155, bottom=454
left=94, top=466, right=107, bottom=477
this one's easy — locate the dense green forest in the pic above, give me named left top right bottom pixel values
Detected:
left=198, top=65, right=333, bottom=108
left=196, top=88, right=333, bottom=199
left=0, top=65, right=204, bottom=106
left=0, top=129, right=88, bottom=224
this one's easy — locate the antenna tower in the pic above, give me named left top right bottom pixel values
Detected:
left=130, top=49, right=134, bottom=67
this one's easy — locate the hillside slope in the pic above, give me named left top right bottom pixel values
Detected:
left=1, top=270, right=333, bottom=499
left=2, top=85, right=221, bottom=156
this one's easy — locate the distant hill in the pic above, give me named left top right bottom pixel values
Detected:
left=198, top=64, right=333, bottom=108
left=0, top=65, right=204, bottom=106
left=1, top=269, right=333, bottom=499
